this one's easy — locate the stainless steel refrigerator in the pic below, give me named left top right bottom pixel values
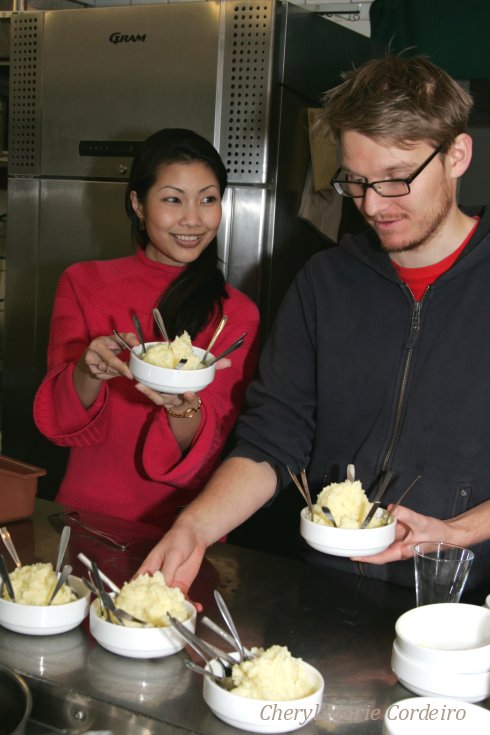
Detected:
left=2, top=0, right=370, bottom=493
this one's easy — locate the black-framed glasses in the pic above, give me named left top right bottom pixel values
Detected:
left=330, top=144, right=444, bottom=198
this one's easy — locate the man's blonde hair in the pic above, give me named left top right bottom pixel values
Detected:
left=321, top=55, right=473, bottom=151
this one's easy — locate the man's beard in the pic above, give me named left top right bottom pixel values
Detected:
left=374, top=181, right=453, bottom=254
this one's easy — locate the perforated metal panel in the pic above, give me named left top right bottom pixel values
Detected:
left=8, top=12, right=43, bottom=175
left=219, top=1, right=275, bottom=184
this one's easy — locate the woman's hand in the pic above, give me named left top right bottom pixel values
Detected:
left=73, top=332, right=137, bottom=408
left=79, top=332, right=136, bottom=381
left=133, top=357, right=231, bottom=408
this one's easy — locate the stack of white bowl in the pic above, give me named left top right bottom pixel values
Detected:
left=391, top=603, right=490, bottom=703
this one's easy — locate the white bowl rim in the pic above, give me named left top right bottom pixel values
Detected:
left=204, top=654, right=324, bottom=704
left=395, top=603, right=490, bottom=653
left=300, top=506, right=396, bottom=532
left=130, top=343, right=215, bottom=372
left=300, top=507, right=396, bottom=556
left=0, top=574, right=90, bottom=611
left=89, top=596, right=196, bottom=632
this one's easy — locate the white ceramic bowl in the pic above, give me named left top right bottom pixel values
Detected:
left=395, top=603, right=490, bottom=674
left=202, top=656, right=324, bottom=733
left=383, top=696, right=490, bottom=734
left=299, top=506, right=396, bottom=557
left=391, top=640, right=490, bottom=703
left=0, top=576, right=90, bottom=636
left=89, top=598, right=196, bottom=658
left=129, top=343, right=215, bottom=394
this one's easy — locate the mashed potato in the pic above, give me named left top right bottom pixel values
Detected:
left=112, top=571, right=187, bottom=627
left=230, top=645, right=316, bottom=700
left=4, top=562, right=76, bottom=605
left=143, top=331, right=203, bottom=370
left=312, top=479, right=384, bottom=529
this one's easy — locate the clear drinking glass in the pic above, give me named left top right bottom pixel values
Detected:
left=413, top=541, right=474, bottom=606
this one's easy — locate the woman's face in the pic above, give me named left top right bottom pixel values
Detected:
left=131, top=160, right=222, bottom=267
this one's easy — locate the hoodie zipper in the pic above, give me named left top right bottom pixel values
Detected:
left=358, top=285, right=429, bottom=579
left=381, top=285, right=430, bottom=471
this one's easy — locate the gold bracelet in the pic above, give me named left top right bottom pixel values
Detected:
left=165, top=397, right=202, bottom=419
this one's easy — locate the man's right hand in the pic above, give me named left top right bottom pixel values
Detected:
left=134, top=457, right=278, bottom=596
left=135, top=523, right=207, bottom=596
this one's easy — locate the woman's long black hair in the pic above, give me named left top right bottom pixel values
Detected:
left=125, top=128, right=228, bottom=340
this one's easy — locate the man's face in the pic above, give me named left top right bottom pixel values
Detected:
left=338, top=131, right=457, bottom=255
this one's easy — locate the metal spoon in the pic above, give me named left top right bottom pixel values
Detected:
left=132, top=314, right=147, bottom=355
left=287, top=464, right=314, bottom=521
left=175, top=358, right=187, bottom=370
left=202, top=315, right=228, bottom=363
left=0, top=527, right=21, bottom=568
left=0, top=554, right=15, bottom=601
left=321, top=506, right=338, bottom=527
left=152, top=308, right=170, bottom=342
left=201, top=615, right=255, bottom=659
left=201, top=615, right=240, bottom=650
left=48, top=564, right=72, bottom=605
left=205, top=332, right=247, bottom=366
left=100, top=590, right=149, bottom=627
left=214, top=590, right=247, bottom=663
left=347, top=464, right=355, bottom=482
left=168, top=614, right=237, bottom=670
left=55, top=525, right=71, bottom=575
left=77, top=552, right=120, bottom=593
left=360, top=470, right=395, bottom=529
left=112, top=329, right=137, bottom=356
left=185, top=660, right=235, bottom=691
left=383, top=474, right=422, bottom=524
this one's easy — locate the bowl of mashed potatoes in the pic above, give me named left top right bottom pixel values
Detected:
left=202, top=645, right=324, bottom=733
left=0, top=562, right=90, bottom=635
left=89, top=571, right=197, bottom=658
left=300, top=478, right=396, bottom=557
left=129, top=333, right=216, bottom=394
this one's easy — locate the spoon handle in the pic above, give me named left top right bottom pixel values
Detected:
left=389, top=474, right=422, bottom=516
left=203, top=315, right=228, bottom=363
left=112, top=329, right=136, bottom=355
left=206, top=332, right=247, bottom=366
left=214, top=590, right=246, bottom=662
left=361, top=469, right=395, bottom=528
left=185, top=660, right=235, bottom=691
left=132, top=314, right=147, bottom=355
left=0, top=527, right=21, bottom=568
left=321, top=506, right=338, bottom=527
left=168, top=614, right=236, bottom=668
left=48, top=564, right=72, bottom=605
left=55, top=525, right=71, bottom=575
left=152, top=308, right=170, bottom=342
left=0, top=554, right=15, bottom=601
left=77, top=552, right=120, bottom=593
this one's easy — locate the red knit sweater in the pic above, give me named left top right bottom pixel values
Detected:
left=34, top=249, right=260, bottom=529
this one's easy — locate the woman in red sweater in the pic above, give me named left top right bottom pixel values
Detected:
left=34, top=129, right=260, bottom=529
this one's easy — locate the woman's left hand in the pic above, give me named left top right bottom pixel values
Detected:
left=134, top=384, right=199, bottom=412
left=133, top=357, right=231, bottom=409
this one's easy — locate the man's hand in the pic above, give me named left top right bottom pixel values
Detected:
left=135, top=523, right=207, bottom=596
left=352, top=504, right=458, bottom=564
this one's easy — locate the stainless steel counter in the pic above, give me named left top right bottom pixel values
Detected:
left=0, top=499, right=488, bottom=734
